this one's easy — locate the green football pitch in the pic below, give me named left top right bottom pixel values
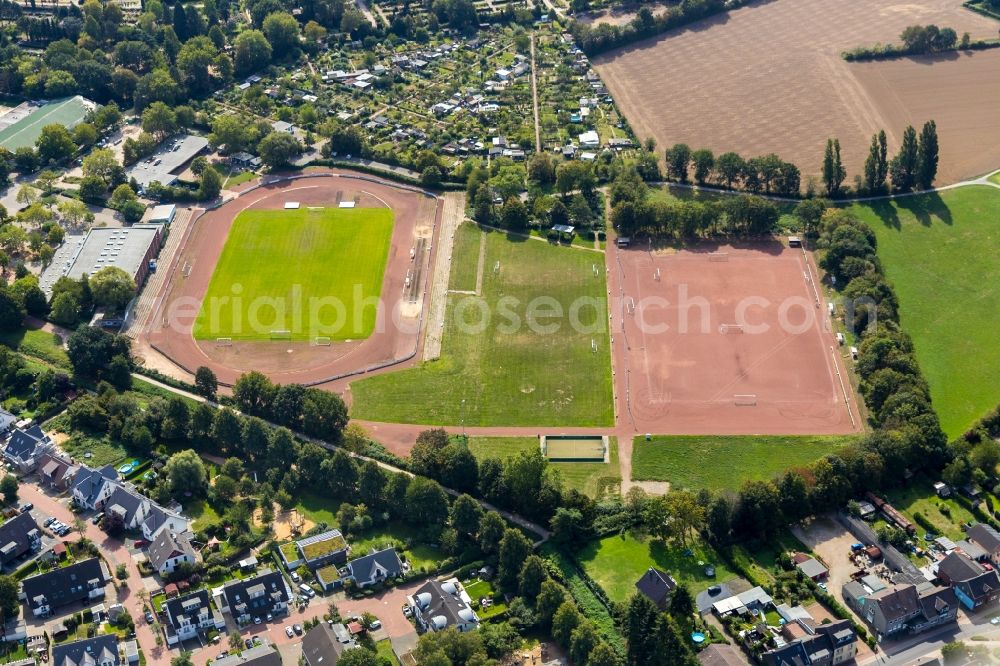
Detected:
left=0, top=97, right=89, bottom=150
left=192, top=207, right=393, bottom=341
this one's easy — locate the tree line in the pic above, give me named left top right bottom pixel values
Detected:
left=656, top=143, right=801, bottom=197
left=843, top=24, right=996, bottom=61
left=823, top=120, right=938, bottom=196
left=567, top=0, right=750, bottom=56
left=608, top=166, right=780, bottom=238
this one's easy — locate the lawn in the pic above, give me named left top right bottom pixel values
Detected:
left=223, top=170, right=257, bottom=188
left=464, top=579, right=507, bottom=620
left=0, top=326, right=70, bottom=368
left=187, top=499, right=222, bottom=532
left=989, top=172, right=1000, bottom=186
left=631, top=435, right=854, bottom=490
left=193, top=207, right=393, bottom=341
left=59, top=434, right=127, bottom=467
left=351, top=225, right=614, bottom=426
left=448, top=221, right=482, bottom=293
left=884, top=482, right=976, bottom=541
left=849, top=186, right=1000, bottom=437
left=577, top=532, right=735, bottom=602
left=467, top=436, right=620, bottom=497
left=295, top=489, right=339, bottom=526
left=375, top=640, right=400, bottom=665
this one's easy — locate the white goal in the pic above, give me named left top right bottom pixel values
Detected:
left=719, top=324, right=745, bottom=334
left=215, top=337, right=232, bottom=347
left=708, top=252, right=730, bottom=262
left=734, top=394, right=757, bottom=406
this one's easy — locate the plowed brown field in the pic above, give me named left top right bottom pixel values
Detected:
left=593, top=0, right=1000, bottom=185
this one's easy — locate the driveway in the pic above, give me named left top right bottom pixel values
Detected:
left=191, top=579, right=423, bottom=665
left=793, top=515, right=867, bottom=625
left=17, top=483, right=171, bottom=666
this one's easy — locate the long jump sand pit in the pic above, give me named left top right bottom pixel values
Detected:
left=616, top=242, right=859, bottom=435
left=593, top=0, right=1000, bottom=184
left=144, top=171, right=441, bottom=387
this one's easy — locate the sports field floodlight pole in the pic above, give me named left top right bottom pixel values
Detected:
left=461, top=398, right=466, bottom=437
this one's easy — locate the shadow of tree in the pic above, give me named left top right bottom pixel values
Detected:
left=896, top=191, right=953, bottom=227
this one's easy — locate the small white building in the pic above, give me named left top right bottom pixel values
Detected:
left=148, top=204, right=176, bottom=225
left=578, top=130, right=600, bottom=148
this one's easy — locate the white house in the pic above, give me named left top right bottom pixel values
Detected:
left=578, top=130, right=600, bottom=148
left=407, top=578, right=479, bottom=633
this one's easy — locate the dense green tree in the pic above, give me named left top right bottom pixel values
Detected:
left=90, top=266, right=135, bottom=309
left=822, top=138, right=846, bottom=196
left=262, top=12, right=301, bottom=55
left=517, top=555, right=546, bottom=601
left=665, top=143, right=691, bottom=181
left=234, top=29, right=272, bottom=75
left=258, top=131, right=302, bottom=168
left=165, top=449, right=208, bottom=497
left=497, top=528, right=533, bottom=591
left=917, top=119, right=938, bottom=190
left=35, top=124, right=76, bottom=163
left=194, top=366, right=218, bottom=400
left=890, top=125, right=919, bottom=192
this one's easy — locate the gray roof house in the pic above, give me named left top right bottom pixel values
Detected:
left=101, top=484, right=190, bottom=541
left=72, top=465, right=119, bottom=510
left=968, top=523, right=1000, bottom=566
left=851, top=583, right=958, bottom=641
left=0, top=408, right=16, bottom=434
left=795, top=556, right=828, bottom=581
left=3, top=424, right=53, bottom=473
left=302, top=622, right=356, bottom=666
left=0, top=511, right=42, bottom=567
left=163, top=589, right=225, bottom=646
left=345, top=548, right=403, bottom=588
left=52, top=635, right=119, bottom=666
left=21, top=558, right=110, bottom=617
left=936, top=550, right=984, bottom=586
left=406, top=578, right=479, bottom=633
left=213, top=643, right=281, bottom=666
left=762, top=618, right=857, bottom=665
left=147, top=530, right=197, bottom=576
left=37, top=451, right=78, bottom=490
left=218, top=570, right=290, bottom=626
left=635, top=567, right=676, bottom=610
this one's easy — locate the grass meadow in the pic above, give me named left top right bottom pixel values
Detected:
left=193, top=207, right=393, bottom=341
left=578, top=532, right=735, bottom=601
left=467, top=436, right=621, bottom=497
left=631, top=435, right=853, bottom=491
left=351, top=225, right=614, bottom=426
left=849, top=185, right=1000, bottom=437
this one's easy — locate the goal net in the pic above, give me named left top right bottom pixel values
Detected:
left=215, top=337, right=232, bottom=347
left=734, top=394, right=757, bottom=406
left=270, top=330, right=292, bottom=340
left=719, top=324, right=745, bottom=334
left=313, top=337, right=332, bottom=346
left=708, top=252, right=729, bottom=262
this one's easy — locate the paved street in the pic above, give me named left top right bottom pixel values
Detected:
left=17, top=484, right=171, bottom=666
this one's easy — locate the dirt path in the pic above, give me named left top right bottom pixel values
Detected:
left=473, top=231, right=487, bottom=295
left=530, top=36, right=542, bottom=153
left=422, top=192, right=464, bottom=361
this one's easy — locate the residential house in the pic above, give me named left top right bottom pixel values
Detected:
left=217, top=570, right=290, bottom=625
left=697, top=644, right=748, bottom=666
left=762, top=619, right=857, bottom=665
left=3, top=425, right=53, bottom=473
left=122, top=641, right=139, bottom=664
left=101, top=484, right=188, bottom=541
left=344, top=548, right=403, bottom=588
left=711, top=586, right=773, bottom=617
left=634, top=567, right=676, bottom=611
left=72, top=466, right=119, bottom=510
left=52, top=635, right=119, bottom=666
left=0, top=511, right=42, bottom=567
left=21, top=558, right=110, bottom=617
left=968, top=523, right=1000, bottom=567
left=845, top=582, right=957, bottom=641
left=163, top=590, right=226, bottom=646
left=937, top=550, right=1000, bottom=610
left=212, top=643, right=281, bottom=666
left=37, top=451, right=77, bottom=490
left=302, top=622, right=357, bottom=666
left=272, top=121, right=294, bottom=134
left=407, top=578, right=479, bottom=633
left=283, top=530, right=348, bottom=571
left=147, top=530, right=197, bottom=576
left=0, top=408, right=15, bottom=434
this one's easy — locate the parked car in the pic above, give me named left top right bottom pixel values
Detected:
left=145, top=612, right=155, bottom=624
left=298, top=584, right=315, bottom=598
left=402, top=605, right=412, bottom=618
left=244, top=639, right=253, bottom=650
left=253, top=617, right=262, bottom=625
left=369, top=620, right=381, bottom=631
left=707, top=585, right=722, bottom=595
left=290, top=571, right=301, bottom=583
left=285, top=626, right=294, bottom=638
left=293, top=624, right=303, bottom=635
left=43, top=517, right=55, bottom=527
left=92, top=514, right=103, bottom=525
left=19, top=503, right=33, bottom=513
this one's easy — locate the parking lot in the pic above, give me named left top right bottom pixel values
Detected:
left=793, top=515, right=869, bottom=624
